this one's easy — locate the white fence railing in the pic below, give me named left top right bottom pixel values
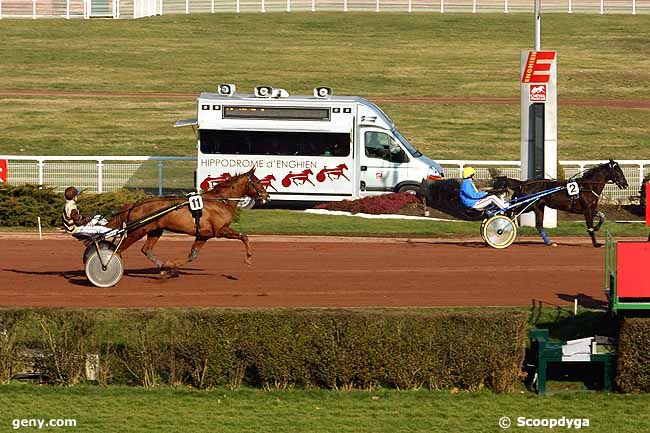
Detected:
left=0, top=0, right=647, bottom=18
left=0, top=155, right=196, bottom=196
left=0, top=155, right=648, bottom=203
left=439, top=159, right=650, bottom=203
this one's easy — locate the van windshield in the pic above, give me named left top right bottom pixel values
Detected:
left=200, top=130, right=351, bottom=157
left=393, top=129, right=422, bottom=157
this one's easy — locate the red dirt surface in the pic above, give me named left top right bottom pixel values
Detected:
left=0, top=234, right=608, bottom=309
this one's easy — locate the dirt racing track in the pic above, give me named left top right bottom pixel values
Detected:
left=0, top=233, right=612, bottom=309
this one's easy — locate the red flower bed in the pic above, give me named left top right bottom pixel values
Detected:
left=314, top=192, right=420, bottom=214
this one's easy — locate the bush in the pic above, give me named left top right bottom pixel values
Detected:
left=0, top=309, right=528, bottom=393
left=0, top=184, right=62, bottom=227
left=315, top=192, right=420, bottom=214
left=616, top=318, right=650, bottom=393
left=0, top=183, right=150, bottom=227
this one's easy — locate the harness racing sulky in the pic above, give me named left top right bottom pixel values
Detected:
left=486, top=160, right=628, bottom=249
left=74, top=168, right=270, bottom=288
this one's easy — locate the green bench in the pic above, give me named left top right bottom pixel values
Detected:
left=529, top=328, right=616, bottom=394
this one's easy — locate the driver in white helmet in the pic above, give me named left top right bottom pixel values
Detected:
left=459, top=167, right=508, bottom=211
left=62, top=186, right=113, bottom=237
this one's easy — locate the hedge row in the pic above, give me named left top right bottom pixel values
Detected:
left=616, top=318, right=650, bottom=393
left=0, top=184, right=150, bottom=227
left=0, top=309, right=528, bottom=392
left=314, top=192, right=420, bottom=214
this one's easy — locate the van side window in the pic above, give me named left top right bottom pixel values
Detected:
left=200, top=130, right=350, bottom=157
left=364, top=132, right=409, bottom=163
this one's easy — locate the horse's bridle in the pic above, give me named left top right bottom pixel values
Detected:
left=607, top=161, right=628, bottom=189
left=246, top=174, right=269, bottom=203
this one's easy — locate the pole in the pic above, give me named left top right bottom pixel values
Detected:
left=534, top=0, right=541, bottom=51
left=158, top=161, right=164, bottom=196
left=37, top=217, right=42, bottom=240
left=97, top=160, right=103, bottom=193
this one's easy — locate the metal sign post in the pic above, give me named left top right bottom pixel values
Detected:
left=520, top=0, right=558, bottom=228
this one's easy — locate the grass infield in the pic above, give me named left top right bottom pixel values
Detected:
left=0, top=14, right=649, bottom=159
left=2, top=383, right=650, bottom=433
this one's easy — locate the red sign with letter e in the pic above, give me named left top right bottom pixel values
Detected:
left=521, top=51, right=556, bottom=83
left=0, top=160, right=7, bottom=183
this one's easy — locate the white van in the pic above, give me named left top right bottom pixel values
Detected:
left=176, top=85, right=444, bottom=208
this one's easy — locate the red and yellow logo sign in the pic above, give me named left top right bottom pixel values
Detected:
left=522, top=51, right=556, bottom=84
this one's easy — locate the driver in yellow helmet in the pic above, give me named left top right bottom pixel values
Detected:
left=459, top=167, right=508, bottom=211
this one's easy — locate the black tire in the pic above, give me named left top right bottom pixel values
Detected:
left=397, top=184, right=420, bottom=195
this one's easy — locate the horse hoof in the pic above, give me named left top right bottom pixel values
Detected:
left=546, top=242, right=558, bottom=247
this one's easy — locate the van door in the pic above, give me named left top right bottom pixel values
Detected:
left=358, top=128, right=410, bottom=194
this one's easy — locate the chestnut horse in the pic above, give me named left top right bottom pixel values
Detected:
left=108, top=168, right=269, bottom=274
left=493, top=160, right=628, bottom=247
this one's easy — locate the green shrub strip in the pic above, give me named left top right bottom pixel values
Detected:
left=0, top=309, right=527, bottom=393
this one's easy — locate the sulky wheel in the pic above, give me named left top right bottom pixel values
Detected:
left=85, top=248, right=124, bottom=288
left=479, top=218, right=488, bottom=242
left=83, top=241, right=116, bottom=264
left=481, top=214, right=517, bottom=249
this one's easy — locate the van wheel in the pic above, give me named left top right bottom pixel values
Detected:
left=397, top=184, right=419, bottom=195
left=237, top=196, right=256, bottom=210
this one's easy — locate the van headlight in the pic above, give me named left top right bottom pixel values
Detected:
left=427, top=166, right=443, bottom=181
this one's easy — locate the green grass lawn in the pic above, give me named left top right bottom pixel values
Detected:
left=231, top=209, right=650, bottom=237
left=1, top=383, right=649, bottom=433
left=0, top=14, right=648, bottom=159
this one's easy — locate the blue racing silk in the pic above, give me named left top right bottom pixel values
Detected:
left=459, top=178, right=487, bottom=208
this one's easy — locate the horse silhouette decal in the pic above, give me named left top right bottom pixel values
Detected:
left=281, top=169, right=315, bottom=188
left=200, top=172, right=232, bottom=191
left=316, top=164, right=350, bottom=183
left=258, top=174, right=278, bottom=192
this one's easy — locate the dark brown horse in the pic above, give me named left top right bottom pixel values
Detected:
left=108, top=168, right=269, bottom=274
left=493, top=160, right=628, bottom=247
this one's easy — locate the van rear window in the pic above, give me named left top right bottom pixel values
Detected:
left=200, top=130, right=350, bottom=157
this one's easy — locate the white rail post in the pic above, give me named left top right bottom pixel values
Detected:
left=261, top=0, right=265, bottom=12
left=440, top=0, right=444, bottom=13
left=185, top=0, right=188, bottom=13
left=211, top=0, right=214, bottom=12
left=600, top=0, right=604, bottom=14
left=97, top=160, right=103, bottom=193
left=343, top=0, right=347, bottom=12
left=38, top=160, right=44, bottom=187
left=32, top=0, right=36, bottom=18
left=311, top=0, right=314, bottom=11
left=472, top=0, right=476, bottom=13
left=287, top=0, right=290, bottom=12
left=504, top=0, right=508, bottom=13
left=639, top=164, right=644, bottom=194
left=632, top=0, right=636, bottom=14
left=236, top=0, right=239, bottom=12
left=158, top=161, right=164, bottom=196
left=568, top=0, right=572, bottom=13
left=375, top=0, right=379, bottom=12
left=66, top=0, right=70, bottom=18
left=0, top=0, right=3, bottom=20
left=408, top=0, right=411, bottom=12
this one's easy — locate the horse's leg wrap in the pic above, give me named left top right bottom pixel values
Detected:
left=145, top=250, right=164, bottom=268
left=188, top=247, right=200, bottom=262
left=594, top=211, right=606, bottom=232
left=539, top=230, right=552, bottom=245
